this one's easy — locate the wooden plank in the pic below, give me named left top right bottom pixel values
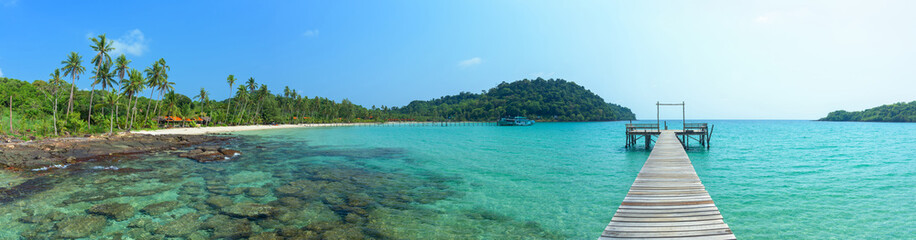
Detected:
left=599, top=131, right=733, bottom=239
left=605, top=223, right=730, bottom=232
left=600, top=234, right=736, bottom=240
left=607, top=219, right=726, bottom=227
left=602, top=228, right=734, bottom=238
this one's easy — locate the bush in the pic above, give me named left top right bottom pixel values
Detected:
left=58, top=112, right=86, bottom=134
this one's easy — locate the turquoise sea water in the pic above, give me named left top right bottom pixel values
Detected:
left=0, top=121, right=913, bottom=239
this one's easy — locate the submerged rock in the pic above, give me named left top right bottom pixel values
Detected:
left=248, top=232, right=283, bottom=240
left=87, top=202, right=135, bottom=221
left=55, top=215, right=108, bottom=238
left=141, top=201, right=180, bottom=216
left=155, top=213, right=201, bottom=237
left=246, top=187, right=270, bottom=197
left=221, top=202, right=278, bottom=219
left=180, top=147, right=242, bottom=163
left=128, top=217, right=157, bottom=232
left=206, top=195, right=234, bottom=209
left=203, top=214, right=253, bottom=239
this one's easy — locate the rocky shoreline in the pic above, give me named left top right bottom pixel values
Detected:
left=0, top=134, right=235, bottom=171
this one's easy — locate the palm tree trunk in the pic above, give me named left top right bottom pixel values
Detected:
left=236, top=98, right=248, bottom=125
left=225, top=91, right=232, bottom=124
left=129, top=94, right=138, bottom=132
left=144, top=89, right=154, bottom=123
left=109, top=103, right=115, bottom=135
left=153, top=91, right=162, bottom=121
left=114, top=98, right=121, bottom=130
left=67, top=77, right=75, bottom=115
left=88, top=86, right=96, bottom=131
left=52, top=95, right=59, bottom=135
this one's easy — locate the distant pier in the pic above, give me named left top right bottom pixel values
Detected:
left=626, top=102, right=714, bottom=150
left=601, top=130, right=735, bottom=239
left=625, top=123, right=712, bottom=150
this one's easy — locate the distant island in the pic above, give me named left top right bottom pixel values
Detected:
left=389, top=78, right=635, bottom=122
left=820, top=101, right=916, bottom=122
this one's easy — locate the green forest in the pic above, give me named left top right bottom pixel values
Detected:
left=0, top=35, right=635, bottom=140
left=820, top=101, right=916, bottom=122
left=389, top=78, right=635, bottom=122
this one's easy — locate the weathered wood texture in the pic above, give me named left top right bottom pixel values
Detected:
left=601, top=131, right=735, bottom=240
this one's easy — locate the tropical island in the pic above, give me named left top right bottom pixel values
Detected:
left=0, top=35, right=633, bottom=141
left=820, top=101, right=916, bottom=122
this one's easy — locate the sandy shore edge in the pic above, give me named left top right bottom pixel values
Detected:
left=133, top=123, right=381, bottom=135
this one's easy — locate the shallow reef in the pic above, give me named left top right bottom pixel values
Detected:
left=0, top=135, right=563, bottom=239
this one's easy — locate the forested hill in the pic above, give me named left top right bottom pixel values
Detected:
left=392, top=78, right=635, bottom=121
left=820, top=101, right=916, bottom=122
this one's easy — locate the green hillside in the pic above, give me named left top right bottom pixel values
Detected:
left=391, top=78, right=635, bottom=121
left=820, top=101, right=916, bottom=122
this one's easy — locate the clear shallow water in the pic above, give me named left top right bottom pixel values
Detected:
left=0, top=121, right=913, bottom=239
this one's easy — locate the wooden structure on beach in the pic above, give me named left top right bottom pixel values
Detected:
left=601, top=131, right=735, bottom=239
left=626, top=102, right=713, bottom=150
left=157, top=116, right=211, bottom=127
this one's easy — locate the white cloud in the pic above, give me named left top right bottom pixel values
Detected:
left=458, top=57, right=482, bottom=68
left=0, top=67, right=4, bottom=77
left=110, top=29, right=149, bottom=56
left=755, top=16, right=771, bottom=23
left=303, top=29, right=320, bottom=37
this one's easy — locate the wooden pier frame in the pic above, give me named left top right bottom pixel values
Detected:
left=601, top=131, right=735, bottom=239
left=627, top=102, right=714, bottom=150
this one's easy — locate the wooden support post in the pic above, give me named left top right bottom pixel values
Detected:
left=644, top=135, right=651, bottom=150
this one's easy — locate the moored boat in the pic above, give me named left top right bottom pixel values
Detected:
left=497, top=116, right=534, bottom=126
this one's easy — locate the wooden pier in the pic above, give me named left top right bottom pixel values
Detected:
left=601, top=131, right=735, bottom=239
left=626, top=123, right=712, bottom=150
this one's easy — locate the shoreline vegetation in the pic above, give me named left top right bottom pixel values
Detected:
left=0, top=35, right=634, bottom=142
left=820, top=101, right=916, bottom=122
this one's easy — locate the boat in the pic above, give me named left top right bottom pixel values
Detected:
left=497, top=116, right=535, bottom=126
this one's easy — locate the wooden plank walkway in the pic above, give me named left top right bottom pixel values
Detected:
left=600, top=130, right=735, bottom=240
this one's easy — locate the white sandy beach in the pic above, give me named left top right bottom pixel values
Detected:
left=133, top=123, right=380, bottom=135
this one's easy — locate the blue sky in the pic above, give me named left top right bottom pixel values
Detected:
left=1, top=0, right=914, bottom=119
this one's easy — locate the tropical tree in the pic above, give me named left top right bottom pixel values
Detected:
left=88, top=60, right=115, bottom=131
left=245, top=78, right=256, bottom=124
left=102, top=89, right=120, bottom=135
left=234, top=84, right=249, bottom=125
left=122, top=69, right=146, bottom=132
left=89, top=34, right=115, bottom=130
left=225, top=74, right=236, bottom=123
left=151, top=58, right=171, bottom=120
left=194, top=87, right=209, bottom=117
left=162, top=90, right=179, bottom=118
left=113, top=54, right=131, bottom=129
left=61, top=52, right=86, bottom=116
left=253, top=84, right=268, bottom=124
left=37, top=69, right=65, bottom=135
left=143, top=62, right=161, bottom=122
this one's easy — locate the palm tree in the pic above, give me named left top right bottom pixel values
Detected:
left=143, top=61, right=163, bottom=122
left=89, top=34, right=115, bottom=130
left=234, top=85, right=249, bottom=125
left=162, top=90, right=180, bottom=118
left=194, top=88, right=209, bottom=118
left=61, top=52, right=86, bottom=116
left=151, top=58, right=171, bottom=120
left=102, top=89, right=120, bottom=135
left=40, top=69, right=65, bottom=135
left=253, top=84, right=268, bottom=124
left=245, top=78, right=256, bottom=124
left=113, top=54, right=131, bottom=129
left=88, top=60, right=115, bottom=131
left=122, top=69, right=146, bottom=132
left=225, top=75, right=236, bottom=124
